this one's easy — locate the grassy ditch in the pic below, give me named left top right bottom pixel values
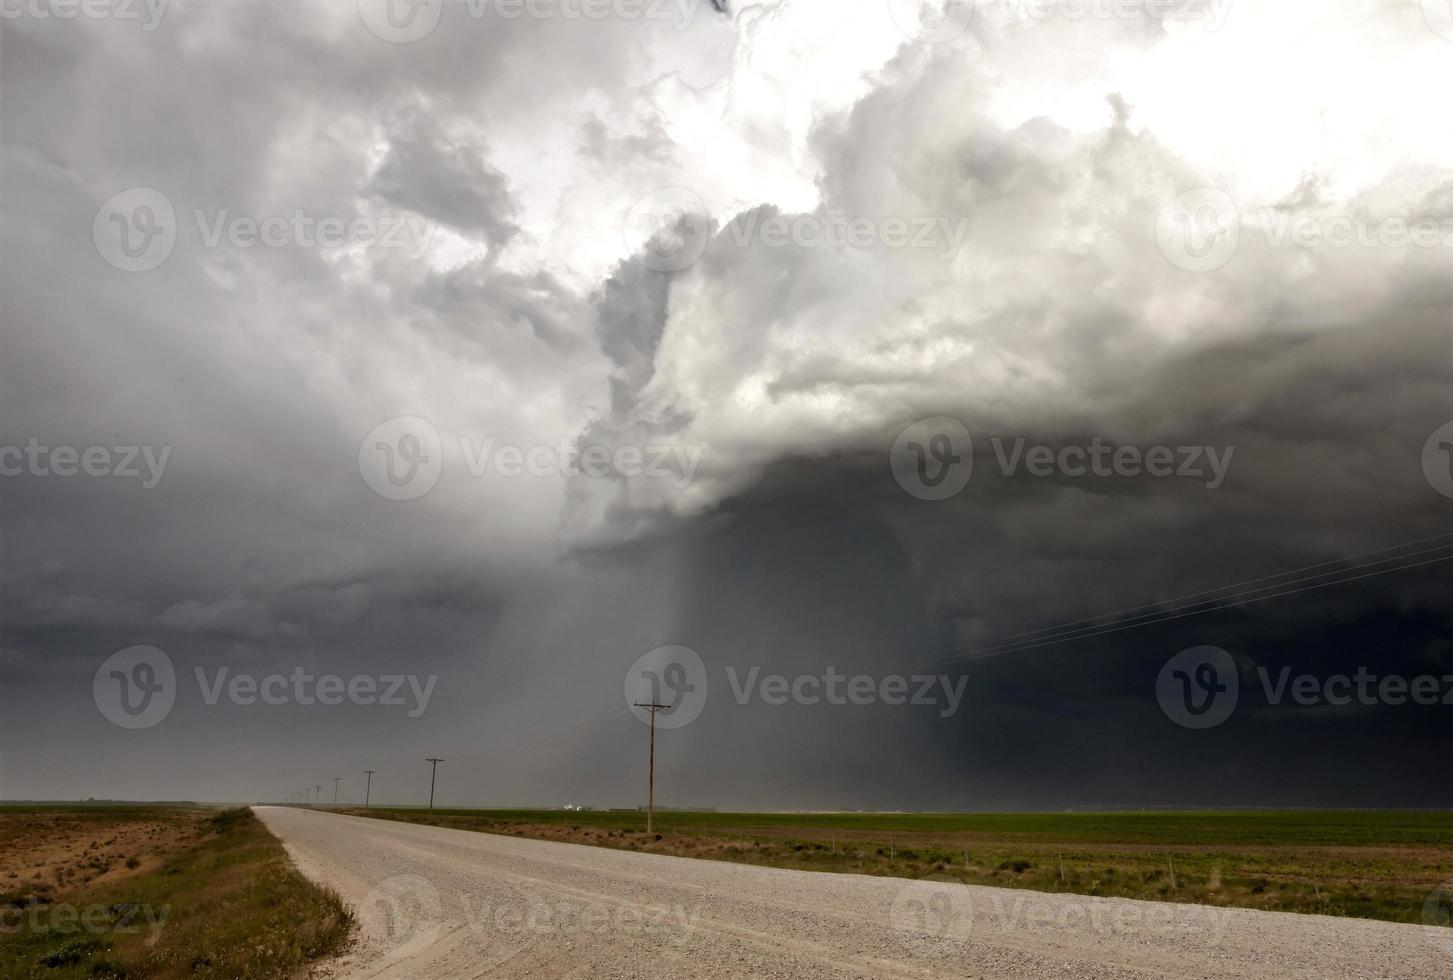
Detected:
left=1, top=806, right=353, bottom=979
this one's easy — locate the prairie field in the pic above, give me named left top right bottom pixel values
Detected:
left=340, top=806, right=1453, bottom=925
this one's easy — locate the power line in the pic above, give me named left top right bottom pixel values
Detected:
left=902, top=531, right=1453, bottom=669
left=917, top=550, right=1453, bottom=670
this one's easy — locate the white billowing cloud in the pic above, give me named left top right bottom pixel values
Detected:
left=563, top=1, right=1453, bottom=543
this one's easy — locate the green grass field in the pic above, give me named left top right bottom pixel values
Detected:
left=1, top=806, right=353, bottom=979
left=338, top=806, right=1453, bottom=926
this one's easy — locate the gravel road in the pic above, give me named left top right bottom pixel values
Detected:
left=254, top=806, right=1447, bottom=979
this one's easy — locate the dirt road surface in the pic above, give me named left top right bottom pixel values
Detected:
left=254, top=806, right=1447, bottom=979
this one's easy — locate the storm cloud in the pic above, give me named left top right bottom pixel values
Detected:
left=1, top=0, right=1450, bottom=809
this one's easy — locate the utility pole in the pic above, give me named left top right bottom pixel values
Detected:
left=632, top=701, right=668, bottom=835
left=315, top=784, right=322, bottom=808
left=332, top=777, right=342, bottom=805
left=425, top=759, right=444, bottom=810
left=363, top=770, right=376, bottom=808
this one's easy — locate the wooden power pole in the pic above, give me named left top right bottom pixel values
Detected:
left=363, top=770, right=376, bottom=808
left=425, top=758, right=444, bottom=810
left=633, top=702, right=668, bottom=834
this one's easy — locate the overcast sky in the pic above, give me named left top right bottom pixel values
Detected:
left=2, top=0, right=1451, bottom=809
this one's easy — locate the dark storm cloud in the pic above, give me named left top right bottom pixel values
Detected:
left=2, top=1, right=1450, bottom=810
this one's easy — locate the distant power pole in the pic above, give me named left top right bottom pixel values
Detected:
left=633, top=701, right=669, bottom=835
left=315, top=784, right=322, bottom=808
left=425, top=759, right=444, bottom=810
left=363, top=770, right=376, bottom=808
left=304, top=787, right=310, bottom=806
